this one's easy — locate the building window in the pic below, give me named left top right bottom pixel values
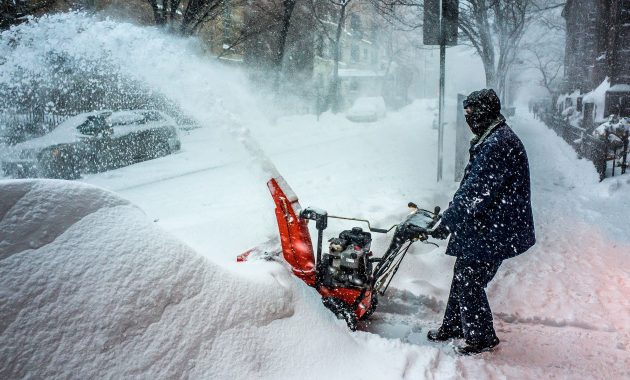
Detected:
left=351, top=43, right=360, bottom=63
left=350, top=14, right=362, bottom=38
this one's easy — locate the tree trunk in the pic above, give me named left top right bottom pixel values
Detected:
left=482, top=55, right=496, bottom=89
left=327, top=2, right=348, bottom=113
left=149, top=0, right=167, bottom=26
left=273, top=0, right=297, bottom=92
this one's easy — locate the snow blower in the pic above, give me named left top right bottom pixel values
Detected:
left=238, top=176, right=441, bottom=330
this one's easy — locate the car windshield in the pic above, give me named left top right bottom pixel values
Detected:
left=105, top=111, right=164, bottom=127
left=76, top=115, right=109, bottom=136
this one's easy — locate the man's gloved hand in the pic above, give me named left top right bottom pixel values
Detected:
left=431, top=223, right=450, bottom=240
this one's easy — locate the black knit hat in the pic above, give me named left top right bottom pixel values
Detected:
left=463, top=88, right=501, bottom=117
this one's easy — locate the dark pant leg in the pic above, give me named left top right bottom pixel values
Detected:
left=440, top=263, right=465, bottom=335
left=441, top=257, right=501, bottom=343
left=456, top=258, right=502, bottom=345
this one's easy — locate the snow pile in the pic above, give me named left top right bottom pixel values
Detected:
left=583, top=78, right=611, bottom=122
left=0, top=180, right=402, bottom=379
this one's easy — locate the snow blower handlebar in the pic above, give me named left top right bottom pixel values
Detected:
left=326, top=215, right=396, bottom=234
left=305, top=204, right=441, bottom=235
left=300, top=204, right=442, bottom=264
left=372, top=205, right=442, bottom=295
left=299, top=207, right=398, bottom=263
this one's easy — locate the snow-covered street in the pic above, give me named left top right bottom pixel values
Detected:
left=3, top=104, right=629, bottom=378
left=1, top=13, right=629, bottom=380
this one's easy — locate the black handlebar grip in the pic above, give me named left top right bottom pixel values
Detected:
left=434, top=206, right=441, bottom=215
left=370, top=227, right=389, bottom=234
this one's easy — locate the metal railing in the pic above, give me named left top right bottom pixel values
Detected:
left=538, top=111, right=629, bottom=181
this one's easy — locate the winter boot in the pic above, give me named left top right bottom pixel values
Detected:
left=427, top=328, right=464, bottom=342
left=454, top=337, right=500, bottom=355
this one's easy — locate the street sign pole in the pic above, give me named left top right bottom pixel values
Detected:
left=423, top=0, right=457, bottom=182
left=437, top=0, right=445, bottom=182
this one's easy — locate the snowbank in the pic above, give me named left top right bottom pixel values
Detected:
left=0, top=180, right=403, bottom=379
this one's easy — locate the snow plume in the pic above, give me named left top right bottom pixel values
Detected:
left=0, top=179, right=399, bottom=379
left=0, top=15, right=172, bottom=118
left=0, top=12, right=278, bottom=178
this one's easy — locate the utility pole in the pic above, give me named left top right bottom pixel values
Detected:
left=437, top=0, right=446, bottom=182
left=423, top=0, right=458, bottom=182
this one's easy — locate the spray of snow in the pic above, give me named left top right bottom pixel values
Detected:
left=0, top=12, right=280, bottom=179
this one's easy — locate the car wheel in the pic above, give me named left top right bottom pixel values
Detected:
left=39, top=146, right=81, bottom=180
left=151, top=138, right=171, bottom=159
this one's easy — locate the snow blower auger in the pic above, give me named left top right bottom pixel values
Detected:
left=238, top=176, right=442, bottom=331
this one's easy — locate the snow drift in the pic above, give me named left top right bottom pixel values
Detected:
left=0, top=180, right=403, bottom=379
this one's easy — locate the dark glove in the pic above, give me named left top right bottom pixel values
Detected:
left=431, top=223, right=450, bottom=240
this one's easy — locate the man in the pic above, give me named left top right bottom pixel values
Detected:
left=428, top=89, right=536, bottom=355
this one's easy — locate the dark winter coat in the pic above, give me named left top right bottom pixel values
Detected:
left=440, top=122, right=536, bottom=261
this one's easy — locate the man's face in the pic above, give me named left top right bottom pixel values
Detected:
left=464, top=106, right=484, bottom=135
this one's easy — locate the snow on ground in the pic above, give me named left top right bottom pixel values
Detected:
left=1, top=12, right=630, bottom=380
left=0, top=180, right=412, bottom=379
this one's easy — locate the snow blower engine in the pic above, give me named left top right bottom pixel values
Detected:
left=238, top=176, right=442, bottom=330
left=317, top=225, right=373, bottom=290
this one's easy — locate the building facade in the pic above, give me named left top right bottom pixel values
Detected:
left=563, top=0, right=630, bottom=117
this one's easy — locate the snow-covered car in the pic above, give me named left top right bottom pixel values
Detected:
left=345, top=97, right=387, bottom=122
left=1, top=110, right=181, bottom=179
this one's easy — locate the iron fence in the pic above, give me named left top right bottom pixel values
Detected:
left=0, top=108, right=83, bottom=145
left=538, top=111, right=629, bottom=181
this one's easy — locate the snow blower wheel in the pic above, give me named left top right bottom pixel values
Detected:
left=322, top=297, right=358, bottom=331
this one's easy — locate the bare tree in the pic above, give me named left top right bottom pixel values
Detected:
left=529, top=46, right=563, bottom=102
left=238, top=0, right=299, bottom=91
left=531, top=0, right=566, bottom=32
left=220, top=2, right=278, bottom=61
left=457, top=0, right=531, bottom=100
left=271, top=0, right=298, bottom=90
left=522, top=0, right=565, bottom=108
left=146, top=0, right=225, bottom=35
left=1, top=0, right=57, bottom=30
left=310, top=0, right=355, bottom=112
left=235, top=0, right=315, bottom=94
left=367, top=0, right=423, bottom=30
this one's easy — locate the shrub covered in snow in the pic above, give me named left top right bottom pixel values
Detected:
left=593, top=115, right=630, bottom=147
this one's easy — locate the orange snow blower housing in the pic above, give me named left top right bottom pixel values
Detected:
left=238, top=176, right=441, bottom=330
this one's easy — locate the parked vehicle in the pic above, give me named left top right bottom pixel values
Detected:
left=346, top=97, right=386, bottom=123
left=1, top=110, right=181, bottom=179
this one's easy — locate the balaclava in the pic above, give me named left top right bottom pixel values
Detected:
left=463, top=89, right=503, bottom=136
